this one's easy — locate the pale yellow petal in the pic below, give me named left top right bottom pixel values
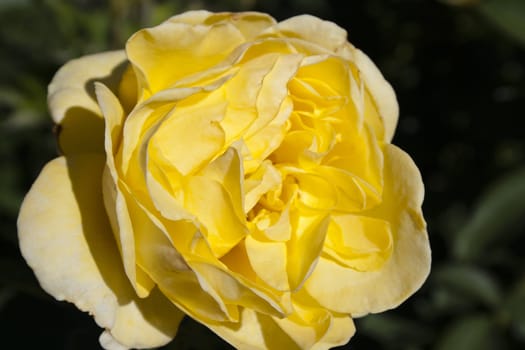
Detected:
left=120, top=86, right=203, bottom=175
left=245, top=235, right=289, bottom=291
left=17, top=154, right=183, bottom=349
left=126, top=16, right=245, bottom=93
left=185, top=175, right=246, bottom=257
left=244, top=160, right=281, bottom=212
left=118, top=185, right=234, bottom=324
left=96, top=83, right=155, bottom=297
left=353, top=49, right=399, bottom=142
left=272, top=298, right=355, bottom=350
left=166, top=9, right=214, bottom=24
left=209, top=304, right=353, bottom=350
left=148, top=91, right=226, bottom=176
left=208, top=308, right=300, bottom=350
left=169, top=11, right=276, bottom=40
left=310, top=314, right=355, bottom=350
left=263, top=15, right=348, bottom=53
left=48, top=51, right=127, bottom=154
left=304, top=144, right=430, bottom=316
left=323, top=215, right=393, bottom=271
left=189, top=259, right=289, bottom=319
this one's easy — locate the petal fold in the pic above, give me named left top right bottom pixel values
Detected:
left=17, top=154, right=183, bottom=349
left=48, top=51, right=127, bottom=154
left=304, top=145, right=430, bottom=316
left=353, top=49, right=399, bottom=142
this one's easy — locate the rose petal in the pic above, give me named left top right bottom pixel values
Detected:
left=287, top=210, right=330, bottom=290
left=209, top=308, right=299, bottom=349
left=171, top=11, right=276, bottom=40
left=126, top=11, right=275, bottom=96
left=353, top=49, right=399, bottom=142
left=244, top=160, right=282, bottom=212
left=245, top=235, right=289, bottom=291
left=264, top=15, right=348, bottom=54
left=149, top=91, right=226, bottom=176
left=208, top=305, right=354, bottom=350
left=323, top=215, right=393, bottom=271
left=184, top=177, right=245, bottom=257
left=48, top=51, right=127, bottom=154
left=273, top=298, right=355, bottom=350
left=119, top=186, right=236, bottom=324
left=188, top=259, right=290, bottom=319
left=126, top=13, right=246, bottom=94
left=17, top=154, right=183, bottom=349
left=304, top=144, right=431, bottom=315
left=96, top=83, right=156, bottom=297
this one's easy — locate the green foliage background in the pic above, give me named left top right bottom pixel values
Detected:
left=1, top=0, right=525, bottom=349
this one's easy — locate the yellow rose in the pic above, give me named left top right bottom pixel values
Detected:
left=18, top=10, right=431, bottom=350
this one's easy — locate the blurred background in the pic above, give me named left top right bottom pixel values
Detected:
left=1, top=0, right=524, bottom=349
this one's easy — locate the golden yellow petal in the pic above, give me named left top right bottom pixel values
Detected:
left=48, top=51, right=127, bottom=154
left=287, top=210, right=330, bottom=290
left=17, top=154, right=183, bottom=349
left=304, top=144, right=430, bottom=316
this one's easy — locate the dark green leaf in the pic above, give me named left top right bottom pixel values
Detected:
left=357, top=313, right=434, bottom=347
left=431, top=264, right=502, bottom=308
left=454, top=167, right=525, bottom=261
left=477, top=0, right=525, bottom=47
left=435, top=314, right=502, bottom=350
left=503, top=278, right=525, bottom=343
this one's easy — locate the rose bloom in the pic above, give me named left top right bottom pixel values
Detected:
left=18, top=11, right=430, bottom=350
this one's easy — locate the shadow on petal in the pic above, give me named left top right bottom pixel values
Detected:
left=57, top=107, right=105, bottom=155
left=56, top=61, right=129, bottom=156
left=65, top=155, right=183, bottom=347
left=84, top=61, right=128, bottom=103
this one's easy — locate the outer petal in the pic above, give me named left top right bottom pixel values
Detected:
left=208, top=308, right=300, bottom=350
left=17, top=154, right=184, bottom=349
left=263, top=15, right=348, bottom=53
left=48, top=51, right=127, bottom=154
left=126, top=11, right=276, bottom=96
left=207, top=306, right=354, bottom=350
left=96, top=82, right=156, bottom=298
left=304, top=144, right=431, bottom=316
left=170, top=10, right=276, bottom=39
left=353, top=48, right=399, bottom=142
left=273, top=305, right=355, bottom=350
left=126, top=14, right=245, bottom=94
